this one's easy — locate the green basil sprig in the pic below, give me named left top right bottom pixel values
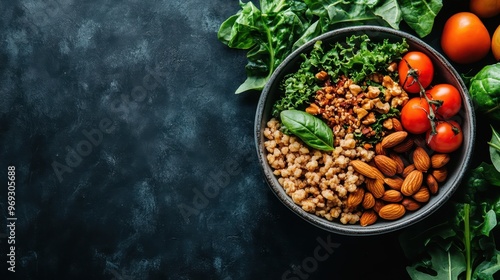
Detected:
left=280, top=109, right=334, bottom=151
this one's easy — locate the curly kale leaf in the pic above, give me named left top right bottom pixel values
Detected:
left=272, top=35, right=408, bottom=116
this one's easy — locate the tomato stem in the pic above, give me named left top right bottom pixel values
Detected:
left=403, top=59, right=438, bottom=135
left=451, top=123, right=461, bottom=135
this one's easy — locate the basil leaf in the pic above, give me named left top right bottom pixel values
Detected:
left=280, top=109, right=334, bottom=151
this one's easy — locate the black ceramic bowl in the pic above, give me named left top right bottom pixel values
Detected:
left=255, top=26, right=476, bottom=236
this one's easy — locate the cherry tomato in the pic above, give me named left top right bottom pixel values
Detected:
left=426, top=121, right=463, bottom=153
left=398, top=51, right=434, bottom=94
left=400, top=97, right=432, bottom=134
left=426, top=84, right=462, bottom=119
left=470, top=0, right=500, bottom=18
left=441, top=12, right=491, bottom=64
left=493, top=25, right=500, bottom=61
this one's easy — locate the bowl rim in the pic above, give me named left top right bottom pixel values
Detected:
left=254, top=25, right=476, bottom=236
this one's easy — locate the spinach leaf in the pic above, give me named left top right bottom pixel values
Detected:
left=280, top=109, right=334, bottom=151
left=293, top=0, right=388, bottom=49
left=399, top=0, right=443, bottom=38
left=217, top=0, right=310, bottom=93
left=489, top=126, right=500, bottom=172
left=218, top=0, right=443, bottom=94
left=469, top=63, right=500, bottom=122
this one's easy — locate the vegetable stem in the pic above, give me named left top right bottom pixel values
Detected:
left=264, top=23, right=276, bottom=79
left=403, top=60, right=438, bottom=134
left=488, top=141, right=500, bottom=152
left=464, top=203, right=472, bottom=280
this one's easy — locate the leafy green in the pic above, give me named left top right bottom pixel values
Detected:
left=469, top=63, right=500, bottom=122
left=406, top=243, right=466, bottom=280
left=489, top=126, right=500, bottom=172
left=399, top=0, right=443, bottom=38
left=280, top=109, right=334, bottom=151
left=400, top=126, right=500, bottom=280
left=218, top=0, right=310, bottom=93
left=218, top=0, right=443, bottom=94
left=272, top=34, right=408, bottom=116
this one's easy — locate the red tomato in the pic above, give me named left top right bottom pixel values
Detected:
left=441, top=12, right=491, bottom=64
left=398, top=51, right=434, bottom=94
left=426, top=121, right=463, bottom=153
left=400, top=97, right=432, bottom=134
left=426, top=84, right=462, bottom=119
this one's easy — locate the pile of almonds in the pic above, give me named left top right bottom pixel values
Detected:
left=347, top=120, right=451, bottom=227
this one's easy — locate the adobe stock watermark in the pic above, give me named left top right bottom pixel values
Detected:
left=52, top=64, right=167, bottom=183
left=177, top=150, right=254, bottom=223
left=282, top=235, right=341, bottom=280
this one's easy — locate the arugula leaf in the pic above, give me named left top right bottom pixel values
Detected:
left=473, top=251, right=500, bottom=280
left=406, top=244, right=466, bottom=280
left=280, top=109, right=334, bottom=151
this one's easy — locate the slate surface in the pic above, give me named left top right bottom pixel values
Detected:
left=0, top=1, right=497, bottom=279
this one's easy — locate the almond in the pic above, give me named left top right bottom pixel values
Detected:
left=413, top=146, right=431, bottom=172
left=426, top=174, right=439, bottom=195
left=365, top=178, right=385, bottom=198
left=360, top=210, right=378, bottom=226
left=412, top=187, right=430, bottom=203
left=373, top=199, right=386, bottom=213
left=401, top=170, right=424, bottom=196
left=384, top=176, right=404, bottom=191
left=392, top=137, right=414, bottom=153
left=378, top=203, right=406, bottom=220
left=431, top=153, right=450, bottom=169
left=381, top=189, right=403, bottom=203
left=432, top=167, right=448, bottom=182
left=403, top=164, right=416, bottom=178
left=389, top=153, right=405, bottom=174
left=392, top=118, right=403, bottom=131
left=381, top=131, right=408, bottom=149
left=351, top=160, right=384, bottom=180
left=346, top=188, right=365, bottom=208
left=362, top=192, right=376, bottom=209
left=402, top=198, right=421, bottom=211
left=375, top=142, right=387, bottom=156
left=374, top=155, right=398, bottom=177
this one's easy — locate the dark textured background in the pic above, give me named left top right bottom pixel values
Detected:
left=0, top=1, right=497, bottom=279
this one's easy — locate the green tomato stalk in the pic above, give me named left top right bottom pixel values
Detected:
left=402, top=59, right=440, bottom=135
